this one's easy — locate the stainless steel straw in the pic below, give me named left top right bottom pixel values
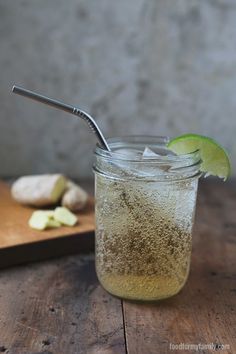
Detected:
left=12, top=85, right=111, bottom=151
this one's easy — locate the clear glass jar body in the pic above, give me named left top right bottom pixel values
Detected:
left=94, top=136, right=200, bottom=301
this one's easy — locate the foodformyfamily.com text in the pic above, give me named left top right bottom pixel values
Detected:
left=169, top=342, right=230, bottom=351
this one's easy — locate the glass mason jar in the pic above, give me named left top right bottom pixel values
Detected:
left=93, top=136, right=201, bottom=301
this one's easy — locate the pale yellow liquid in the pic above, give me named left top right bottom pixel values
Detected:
left=98, top=273, right=189, bottom=301
left=95, top=175, right=197, bottom=301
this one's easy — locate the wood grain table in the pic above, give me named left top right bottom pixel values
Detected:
left=0, top=179, right=235, bottom=354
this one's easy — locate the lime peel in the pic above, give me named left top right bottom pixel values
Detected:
left=167, top=134, right=231, bottom=181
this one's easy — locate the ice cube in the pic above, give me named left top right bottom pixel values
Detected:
left=111, top=147, right=167, bottom=178
left=142, top=146, right=172, bottom=173
left=115, top=148, right=142, bottom=159
left=142, top=146, right=161, bottom=159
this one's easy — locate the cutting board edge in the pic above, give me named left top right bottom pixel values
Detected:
left=0, top=230, right=95, bottom=270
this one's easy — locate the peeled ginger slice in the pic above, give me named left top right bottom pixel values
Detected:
left=54, top=207, right=78, bottom=226
left=29, top=210, right=61, bottom=231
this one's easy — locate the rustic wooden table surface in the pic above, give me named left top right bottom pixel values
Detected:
left=0, top=179, right=235, bottom=354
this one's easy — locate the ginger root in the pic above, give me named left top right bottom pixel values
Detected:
left=28, top=207, right=78, bottom=230
left=61, top=180, right=88, bottom=212
left=29, top=210, right=61, bottom=230
left=54, top=207, right=78, bottom=226
left=11, top=174, right=66, bottom=207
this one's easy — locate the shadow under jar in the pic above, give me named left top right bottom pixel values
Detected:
left=93, top=136, right=201, bottom=301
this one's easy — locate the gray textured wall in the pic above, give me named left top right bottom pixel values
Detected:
left=0, top=0, right=235, bottom=178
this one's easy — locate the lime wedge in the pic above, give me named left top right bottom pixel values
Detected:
left=167, top=134, right=231, bottom=180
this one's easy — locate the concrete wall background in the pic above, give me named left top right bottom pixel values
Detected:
left=0, top=0, right=235, bottom=178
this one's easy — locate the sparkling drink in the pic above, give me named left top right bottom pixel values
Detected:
left=94, top=136, right=200, bottom=301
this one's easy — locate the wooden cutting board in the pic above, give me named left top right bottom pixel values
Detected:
left=0, top=181, right=95, bottom=269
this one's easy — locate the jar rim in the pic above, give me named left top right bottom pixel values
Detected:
left=94, top=135, right=202, bottom=181
left=95, top=135, right=200, bottom=165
